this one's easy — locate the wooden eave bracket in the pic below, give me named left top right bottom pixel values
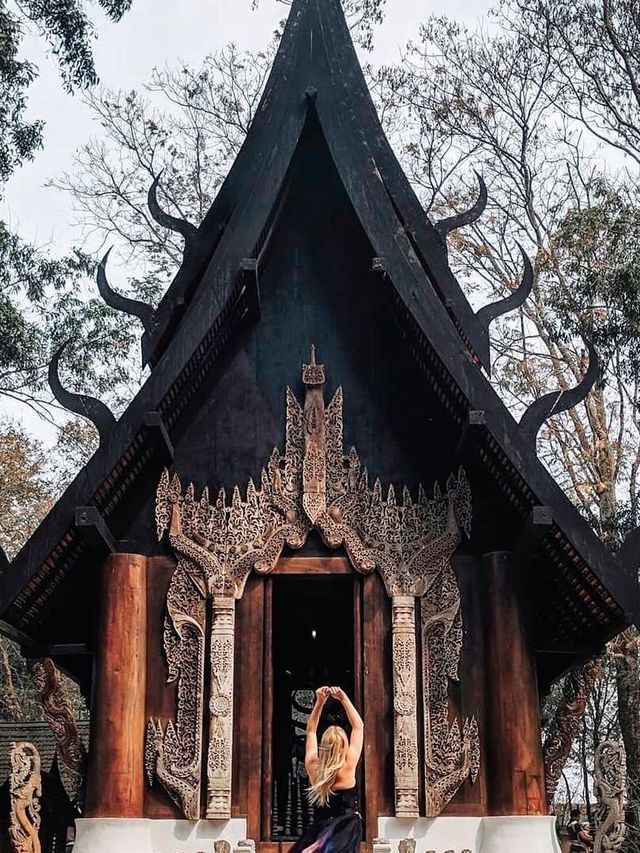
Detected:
left=143, top=411, right=174, bottom=462
left=240, top=258, right=261, bottom=321
left=516, top=506, right=553, bottom=559
left=0, top=617, right=35, bottom=649
left=24, top=643, right=90, bottom=659
left=75, top=506, right=115, bottom=553
left=449, top=409, right=486, bottom=469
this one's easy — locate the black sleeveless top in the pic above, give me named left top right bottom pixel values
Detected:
left=315, top=786, right=359, bottom=820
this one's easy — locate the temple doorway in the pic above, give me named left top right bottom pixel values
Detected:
left=263, top=560, right=363, bottom=845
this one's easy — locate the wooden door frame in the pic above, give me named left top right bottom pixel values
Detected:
left=259, top=556, right=363, bottom=852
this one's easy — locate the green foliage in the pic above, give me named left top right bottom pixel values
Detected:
left=0, top=0, right=133, bottom=188
left=545, top=182, right=640, bottom=381
left=0, top=220, right=157, bottom=414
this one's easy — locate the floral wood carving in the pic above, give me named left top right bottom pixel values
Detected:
left=9, top=742, right=42, bottom=853
left=593, top=740, right=626, bottom=853
left=30, top=658, right=85, bottom=804
left=148, top=348, right=478, bottom=819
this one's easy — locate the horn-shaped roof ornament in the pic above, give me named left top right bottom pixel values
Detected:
left=48, top=341, right=116, bottom=447
left=475, top=243, right=534, bottom=338
left=148, top=172, right=197, bottom=246
left=97, top=248, right=154, bottom=332
left=435, top=172, right=488, bottom=243
left=519, top=339, right=599, bottom=447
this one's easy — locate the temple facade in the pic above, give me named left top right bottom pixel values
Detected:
left=1, top=1, right=640, bottom=852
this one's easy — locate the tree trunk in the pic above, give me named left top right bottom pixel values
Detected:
left=611, top=628, right=640, bottom=849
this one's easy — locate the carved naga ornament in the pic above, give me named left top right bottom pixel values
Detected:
left=593, top=740, right=626, bottom=853
left=30, top=657, right=86, bottom=805
left=9, top=742, right=42, bottom=853
left=147, top=349, right=479, bottom=820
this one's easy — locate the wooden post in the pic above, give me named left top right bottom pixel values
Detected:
left=390, top=594, right=420, bottom=817
left=206, top=594, right=236, bottom=819
left=483, top=551, right=546, bottom=816
left=85, top=553, right=147, bottom=817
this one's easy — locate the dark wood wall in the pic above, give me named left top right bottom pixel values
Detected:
left=122, top=118, right=521, bottom=559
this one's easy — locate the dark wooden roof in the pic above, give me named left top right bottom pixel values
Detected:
left=1, top=0, right=638, bottom=686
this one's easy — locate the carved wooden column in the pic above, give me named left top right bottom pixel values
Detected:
left=483, top=551, right=545, bottom=816
left=86, top=553, right=147, bottom=817
left=390, top=594, right=420, bottom=817
left=206, top=594, right=236, bottom=819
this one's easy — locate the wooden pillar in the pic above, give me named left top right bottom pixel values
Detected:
left=206, top=594, right=236, bottom=819
left=390, top=594, right=420, bottom=817
left=86, top=553, right=147, bottom=817
left=483, top=551, right=546, bottom=816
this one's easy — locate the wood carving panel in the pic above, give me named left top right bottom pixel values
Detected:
left=207, top=596, right=236, bottom=818
left=30, top=657, right=85, bottom=805
left=543, top=656, right=601, bottom=803
left=593, top=740, right=626, bottom=853
left=148, top=349, right=479, bottom=820
left=9, top=742, right=42, bottom=853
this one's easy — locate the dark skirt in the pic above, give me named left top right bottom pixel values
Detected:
left=290, top=812, right=363, bottom=853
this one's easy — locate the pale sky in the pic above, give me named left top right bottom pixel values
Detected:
left=1, top=0, right=493, bottom=443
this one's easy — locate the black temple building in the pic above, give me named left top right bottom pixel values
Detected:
left=1, top=1, right=639, bottom=852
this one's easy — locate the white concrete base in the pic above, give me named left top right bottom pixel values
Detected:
left=73, top=818, right=152, bottom=853
left=378, top=816, right=483, bottom=851
left=481, top=816, right=561, bottom=853
left=73, top=817, right=248, bottom=853
left=378, top=815, right=561, bottom=853
left=73, top=815, right=561, bottom=853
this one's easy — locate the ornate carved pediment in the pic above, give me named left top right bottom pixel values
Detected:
left=147, top=349, right=479, bottom=819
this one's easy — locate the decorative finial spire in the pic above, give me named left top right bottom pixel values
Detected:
left=302, top=345, right=325, bottom=387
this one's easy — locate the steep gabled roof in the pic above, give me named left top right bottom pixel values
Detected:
left=141, top=0, right=489, bottom=371
left=1, top=0, right=638, bottom=678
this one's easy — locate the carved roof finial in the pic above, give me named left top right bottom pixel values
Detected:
left=435, top=172, right=488, bottom=245
left=97, top=248, right=154, bottom=332
left=519, top=339, right=599, bottom=447
left=475, top=243, right=534, bottom=342
left=148, top=172, right=197, bottom=249
left=48, top=340, right=116, bottom=447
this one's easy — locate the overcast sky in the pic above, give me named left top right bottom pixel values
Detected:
left=1, top=0, right=492, bottom=442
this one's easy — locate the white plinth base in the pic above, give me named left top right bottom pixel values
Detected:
left=378, top=815, right=561, bottom=853
left=74, top=817, right=248, bottom=853
left=73, top=818, right=152, bottom=853
left=482, top=816, right=561, bottom=853
left=74, top=815, right=560, bottom=853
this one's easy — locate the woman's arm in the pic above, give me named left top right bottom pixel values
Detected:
left=329, top=687, right=364, bottom=764
left=305, top=687, right=329, bottom=778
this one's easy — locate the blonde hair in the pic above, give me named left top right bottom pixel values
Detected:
left=307, top=726, right=349, bottom=807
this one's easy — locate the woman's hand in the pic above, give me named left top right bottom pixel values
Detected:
left=315, top=686, right=330, bottom=703
left=329, top=686, right=347, bottom=702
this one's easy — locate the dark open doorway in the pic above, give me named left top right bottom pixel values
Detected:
left=269, top=573, right=356, bottom=842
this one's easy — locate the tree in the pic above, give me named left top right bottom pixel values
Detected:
left=0, top=0, right=133, bottom=184
left=0, top=224, right=155, bottom=421
left=0, top=0, right=139, bottom=425
left=0, top=419, right=91, bottom=721
left=512, top=0, right=640, bottom=166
